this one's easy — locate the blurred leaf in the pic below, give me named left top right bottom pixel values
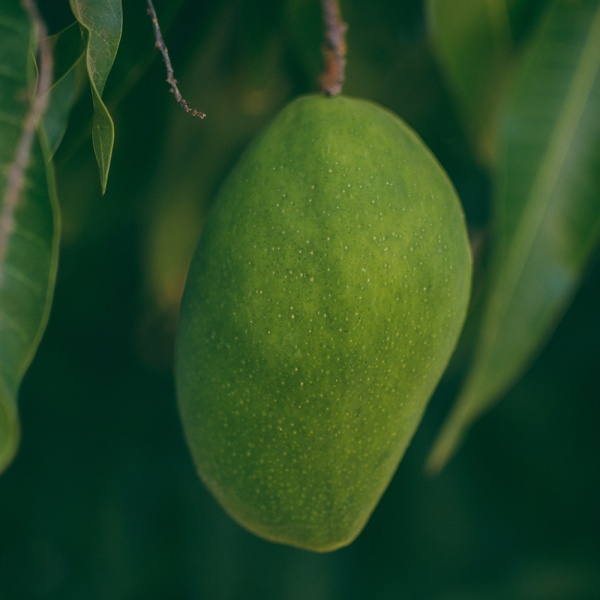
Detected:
left=428, top=0, right=600, bottom=473
left=69, top=0, right=122, bottom=193
left=51, top=20, right=85, bottom=84
left=45, top=67, right=79, bottom=157
left=44, top=23, right=85, bottom=156
left=0, top=2, right=60, bottom=473
left=427, top=0, right=548, bottom=163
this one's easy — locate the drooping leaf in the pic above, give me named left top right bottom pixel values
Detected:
left=426, top=0, right=549, bottom=163
left=69, top=0, right=122, bottom=193
left=0, top=2, right=60, bottom=474
left=45, top=67, right=78, bottom=157
left=51, top=20, right=85, bottom=84
left=45, top=23, right=85, bottom=156
left=428, top=0, right=600, bottom=473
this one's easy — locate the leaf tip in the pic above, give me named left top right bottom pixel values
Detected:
left=425, top=427, right=461, bottom=476
left=425, top=397, right=476, bottom=476
left=0, top=382, right=21, bottom=475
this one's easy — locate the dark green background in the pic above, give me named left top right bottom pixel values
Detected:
left=1, top=0, right=599, bottom=598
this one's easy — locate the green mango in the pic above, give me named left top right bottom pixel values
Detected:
left=176, top=94, right=471, bottom=552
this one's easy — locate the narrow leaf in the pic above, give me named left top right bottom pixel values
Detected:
left=44, top=67, right=78, bottom=157
left=427, top=0, right=548, bottom=163
left=45, top=23, right=85, bottom=156
left=51, top=21, right=85, bottom=85
left=428, top=0, right=600, bottom=472
left=69, top=0, right=122, bottom=192
left=0, top=2, right=60, bottom=473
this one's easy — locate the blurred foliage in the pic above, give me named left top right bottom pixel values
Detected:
left=427, top=0, right=600, bottom=472
left=1, top=0, right=599, bottom=598
left=0, top=1, right=59, bottom=476
left=427, top=0, right=550, bottom=163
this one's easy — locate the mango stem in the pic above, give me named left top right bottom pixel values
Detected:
left=319, top=0, right=347, bottom=96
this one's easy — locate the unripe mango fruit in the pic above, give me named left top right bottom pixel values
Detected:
left=176, top=95, right=471, bottom=552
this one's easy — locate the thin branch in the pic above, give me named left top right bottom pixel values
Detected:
left=319, top=0, right=347, bottom=96
left=146, top=0, right=206, bottom=119
left=0, top=0, right=53, bottom=270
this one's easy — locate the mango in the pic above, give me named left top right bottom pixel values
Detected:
left=175, top=94, right=471, bottom=552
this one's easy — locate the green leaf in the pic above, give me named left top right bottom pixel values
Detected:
left=69, top=0, right=123, bottom=193
left=426, top=0, right=548, bottom=163
left=45, top=67, right=78, bottom=157
left=45, top=23, right=85, bottom=156
left=51, top=21, right=85, bottom=85
left=428, top=0, right=600, bottom=473
left=0, top=3, right=60, bottom=473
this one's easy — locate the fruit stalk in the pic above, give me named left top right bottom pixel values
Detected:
left=319, top=0, right=347, bottom=96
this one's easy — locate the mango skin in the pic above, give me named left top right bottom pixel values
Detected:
left=176, top=95, right=471, bottom=552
